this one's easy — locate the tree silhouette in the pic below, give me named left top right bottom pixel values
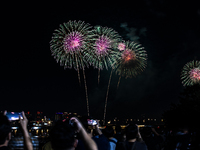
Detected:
left=163, top=84, right=200, bottom=130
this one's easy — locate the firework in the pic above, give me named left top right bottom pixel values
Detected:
left=85, top=26, right=121, bottom=70
left=118, top=42, right=126, bottom=51
left=102, top=41, right=147, bottom=124
left=84, top=26, right=121, bottom=84
left=50, top=20, right=95, bottom=116
left=113, top=41, right=147, bottom=79
left=181, top=60, right=200, bottom=86
left=50, top=20, right=95, bottom=70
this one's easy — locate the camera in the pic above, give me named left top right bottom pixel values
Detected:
left=5, top=112, right=23, bottom=121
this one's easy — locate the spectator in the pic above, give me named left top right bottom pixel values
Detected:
left=76, top=116, right=110, bottom=150
left=48, top=117, right=97, bottom=150
left=114, top=124, right=123, bottom=141
left=174, top=127, right=190, bottom=150
left=104, top=125, right=118, bottom=150
left=0, top=111, right=33, bottom=150
left=19, top=111, right=34, bottom=150
left=116, top=124, right=147, bottom=150
left=92, top=122, right=110, bottom=150
left=114, top=124, right=126, bottom=144
left=0, top=112, right=11, bottom=150
left=141, top=127, right=164, bottom=150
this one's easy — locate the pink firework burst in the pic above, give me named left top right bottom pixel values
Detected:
left=189, top=68, right=200, bottom=82
left=63, top=31, right=83, bottom=53
left=94, top=36, right=111, bottom=56
left=118, top=42, right=126, bottom=51
left=181, top=60, right=200, bottom=86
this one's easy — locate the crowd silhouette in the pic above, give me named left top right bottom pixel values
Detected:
left=1, top=110, right=200, bottom=150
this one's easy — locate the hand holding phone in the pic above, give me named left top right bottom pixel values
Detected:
left=19, top=111, right=28, bottom=131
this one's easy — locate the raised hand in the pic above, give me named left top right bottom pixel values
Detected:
left=70, top=117, right=84, bottom=133
left=19, top=111, right=28, bottom=130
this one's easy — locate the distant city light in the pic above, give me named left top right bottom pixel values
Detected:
left=56, top=112, right=63, bottom=114
left=32, top=127, right=40, bottom=129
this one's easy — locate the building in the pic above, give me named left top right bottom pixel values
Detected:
left=35, top=111, right=43, bottom=121
left=55, top=112, right=63, bottom=121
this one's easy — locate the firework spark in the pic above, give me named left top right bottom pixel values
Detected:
left=118, top=42, right=126, bottom=51
left=181, top=60, right=200, bottom=86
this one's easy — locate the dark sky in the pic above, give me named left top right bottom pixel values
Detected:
left=1, top=1, right=200, bottom=120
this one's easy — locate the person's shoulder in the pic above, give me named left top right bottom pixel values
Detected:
left=136, top=141, right=146, bottom=145
left=109, top=137, right=118, bottom=143
left=42, top=141, right=53, bottom=150
left=136, top=140, right=145, bottom=144
left=136, top=141, right=148, bottom=149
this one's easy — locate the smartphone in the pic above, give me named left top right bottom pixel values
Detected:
left=87, top=119, right=97, bottom=125
left=6, top=112, right=23, bottom=121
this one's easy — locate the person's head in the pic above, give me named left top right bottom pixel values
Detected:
left=104, top=125, right=114, bottom=138
left=142, top=127, right=152, bottom=137
left=115, top=124, right=122, bottom=134
left=49, top=119, right=77, bottom=150
left=0, top=113, right=11, bottom=146
left=125, top=124, right=138, bottom=140
left=179, top=126, right=189, bottom=134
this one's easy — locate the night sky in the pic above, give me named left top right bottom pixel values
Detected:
left=1, top=1, right=200, bottom=120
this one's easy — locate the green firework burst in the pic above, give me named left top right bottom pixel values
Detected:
left=113, top=41, right=147, bottom=78
left=181, top=60, right=200, bottom=86
left=50, top=20, right=95, bottom=70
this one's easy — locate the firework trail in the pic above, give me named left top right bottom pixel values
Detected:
left=181, top=60, right=200, bottom=86
left=50, top=20, right=95, bottom=116
left=113, top=41, right=147, bottom=87
left=103, top=69, right=113, bottom=125
left=98, top=68, right=100, bottom=84
left=117, top=75, right=122, bottom=89
left=82, top=65, right=90, bottom=116
left=103, top=41, right=147, bottom=124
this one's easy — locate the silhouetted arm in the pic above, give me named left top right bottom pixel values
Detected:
left=19, top=111, right=33, bottom=150
left=70, top=117, right=97, bottom=150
